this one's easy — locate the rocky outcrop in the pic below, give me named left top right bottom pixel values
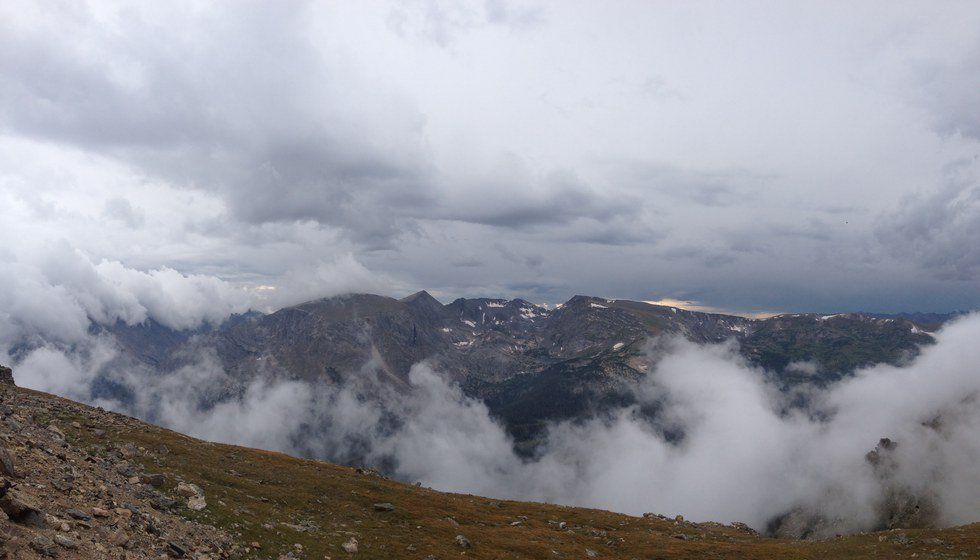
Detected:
left=866, top=438, right=940, bottom=530
left=767, top=437, right=942, bottom=540
left=0, top=366, right=13, bottom=386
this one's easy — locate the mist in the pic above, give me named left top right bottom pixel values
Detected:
left=9, top=303, right=980, bottom=534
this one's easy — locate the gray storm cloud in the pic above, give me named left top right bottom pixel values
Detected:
left=1, top=1, right=980, bottom=311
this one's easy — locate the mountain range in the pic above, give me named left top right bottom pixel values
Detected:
left=90, top=291, right=942, bottom=445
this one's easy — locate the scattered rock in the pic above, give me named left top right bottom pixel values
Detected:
left=730, top=521, right=758, bottom=535
left=65, top=508, right=91, bottom=521
left=186, top=495, right=207, bottom=511
left=118, top=443, right=140, bottom=458
left=586, top=548, right=598, bottom=558
left=167, top=542, right=188, bottom=557
left=53, top=534, right=77, bottom=549
left=108, top=529, right=130, bottom=548
left=30, top=535, right=58, bottom=557
left=0, top=385, right=234, bottom=559
left=151, top=495, right=179, bottom=510
left=373, top=502, right=395, bottom=512
left=176, top=482, right=204, bottom=498
left=0, top=490, right=46, bottom=528
left=342, top=537, right=358, bottom=553
left=455, top=534, right=472, bottom=549
left=140, top=473, right=166, bottom=487
left=0, top=447, right=17, bottom=477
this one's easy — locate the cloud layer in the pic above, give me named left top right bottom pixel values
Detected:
left=0, top=1, right=979, bottom=312
left=0, top=243, right=249, bottom=344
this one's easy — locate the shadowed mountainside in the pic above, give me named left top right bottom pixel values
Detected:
left=97, top=292, right=937, bottom=441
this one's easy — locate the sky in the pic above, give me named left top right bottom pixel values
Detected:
left=1, top=0, right=979, bottom=317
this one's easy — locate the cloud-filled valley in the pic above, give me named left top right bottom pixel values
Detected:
left=1, top=2, right=979, bottom=551
left=4, top=256, right=978, bottom=535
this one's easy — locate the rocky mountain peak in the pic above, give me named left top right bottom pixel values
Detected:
left=399, top=290, right=447, bottom=319
left=400, top=289, right=440, bottom=305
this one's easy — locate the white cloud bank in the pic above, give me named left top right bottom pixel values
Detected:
left=0, top=244, right=250, bottom=344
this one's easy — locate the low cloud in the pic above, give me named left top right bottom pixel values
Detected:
left=0, top=243, right=249, bottom=343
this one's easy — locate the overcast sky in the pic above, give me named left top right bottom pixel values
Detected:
left=1, top=0, right=979, bottom=317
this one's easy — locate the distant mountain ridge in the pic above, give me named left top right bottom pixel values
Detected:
left=92, top=291, right=941, bottom=443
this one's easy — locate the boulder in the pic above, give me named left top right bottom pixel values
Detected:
left=30, top=536, right=58, bottom=557
left=0, top=448, right=16, bottom=477
left=176, top=482, right=203, bottom=498
left=65, top=509, right=91, bottom=521
left=0, top=490, right=46, bottom=528
left=140, top=473, right=166, bottom=487
left=166, top=542, right=188, bottom=557
left=53, top=534, right=78, bottom=549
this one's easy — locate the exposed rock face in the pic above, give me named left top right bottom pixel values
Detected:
left=0, top=366, right=13, bottom=386
left=766, top=506, right=847, bottom=541
left=106, top=294, right=935, bottom=389
left=866, top=438, right=940, bottom=530
left=767, top=437, right=943, bottom=539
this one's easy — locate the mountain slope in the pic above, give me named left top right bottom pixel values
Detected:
left=3, top=372, right=978, bottom=559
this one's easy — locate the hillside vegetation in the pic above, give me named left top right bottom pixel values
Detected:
left=2, top=375, right=977, bottom=559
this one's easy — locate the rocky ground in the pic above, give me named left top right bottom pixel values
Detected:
left=1, top=367, right=978, bottom=559
left=0, top=369, right=234, bottom=559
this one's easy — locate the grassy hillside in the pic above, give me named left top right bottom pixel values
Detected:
left=13, top=384, right=979, bottom=559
